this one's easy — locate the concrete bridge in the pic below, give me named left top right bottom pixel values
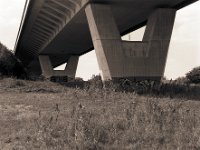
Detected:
left=14, top=0, right=198, bottom=81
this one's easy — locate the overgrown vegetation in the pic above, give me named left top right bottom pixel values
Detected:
left=64, top=68, right=200, bottom=100
left=0, top=78, right=200, bottom=149
left=0, top=42, right=26, bottom=78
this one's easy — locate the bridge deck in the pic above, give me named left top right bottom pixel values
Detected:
left=15, top=0, right=197, bottom=74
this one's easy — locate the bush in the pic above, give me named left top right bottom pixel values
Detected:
left=88, top=75, right=104, bottom=90
left=186, top=66, right=200, bottom=84
left=0, top=42, right=27, bottom=78
left=87, top=77, right=200, bottom=99
left=174, top=77, right=189, bottom=85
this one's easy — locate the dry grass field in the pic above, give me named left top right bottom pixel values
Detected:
left=0, top=78, right=200, bottom=150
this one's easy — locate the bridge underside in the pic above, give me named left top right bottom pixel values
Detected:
left=15, top=0, right=198, bottom=80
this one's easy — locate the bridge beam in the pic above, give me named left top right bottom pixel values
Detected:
left=85, top=3, right=176, bottom=81
left=39, top=55, right=79, bottom=80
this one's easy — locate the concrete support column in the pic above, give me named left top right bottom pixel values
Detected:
left=122, top=9, right=176, bottom=80
left=65, top=56, right=79, bottom=79
left=39, top=55, right=79, bottom=80
left=85, top=4, right=124, bottom=81
left=85, top=3, right=176, bottom=81
left=142, top=9, right=176, bottom=78
left=39, top=55, right=53, bottom=78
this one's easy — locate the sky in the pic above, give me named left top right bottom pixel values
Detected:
left=0, top=0, right=199, bottom=80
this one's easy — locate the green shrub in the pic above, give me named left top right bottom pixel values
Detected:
left=186, top=66, right=200, bottom=84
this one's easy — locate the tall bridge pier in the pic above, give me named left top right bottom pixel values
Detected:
left=85, top=4, right=176, bottom=81
left=14, top=0, right=198, bottom=81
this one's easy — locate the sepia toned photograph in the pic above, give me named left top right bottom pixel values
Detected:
left=0, top=0, right=200, bottom=149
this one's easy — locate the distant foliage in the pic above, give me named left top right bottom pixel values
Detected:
left=0, top=42, right=27, bottom=78
left=87, top=75, right=104, bottom=89
left=174, top=77, right=189, bottom=85
left=61, top=75, right=200, bottom=99
left=186, top=66, right=200, bottom=84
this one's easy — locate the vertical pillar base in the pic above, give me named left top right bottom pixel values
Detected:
left=39, top=55, right=79, bottom=82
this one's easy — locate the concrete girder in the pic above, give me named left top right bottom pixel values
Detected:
left=40, top=9, right=64, bottom=23
left=50, top=0, right=75, bottom=16
left=31, top=30, right=50, bottom=45
left=85, top=3, right=176, bottom=81
left=34, top=23, right=55, bottom=35
left=37, top=14, right=61, bottom=27
left=31, top=42, right=45, bottom=50
left=35, top=0, right=83, bottom=55
left=43, top=3, right=67, bottom=17
left=36, top=18, right=59, bottom=31
left=31, top=42, right=41, bottom=48
left=31, top=46, right=40, bottom=52
left=30, top=40, right=42, bottom=47
left=31, top=36, right=47, bottom=46
left=30, top=40, right=46, bottom=49
left=36, top=17, right=60, bottom=30
left=31, top=30, right=50, bottom=39
left=31, top=43, right=41, bottom=49
left=32, top=45, right=40, bottom=50
left=44, top=1, right=71, bottom=20
left=31, top=35, right=47, bottom=46
left=68, top=0, right=81, bottom=7
left=32, top=37, right=46, bottom=44
left=32, top=25, right=53, bottom=36
left=16, top=0, right=90, bottom=69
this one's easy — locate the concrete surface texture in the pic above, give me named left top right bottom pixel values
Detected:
left=14, top=0, right=198, bottom=80
left=86, top=4, right=176, bottom=80
left=39, top=55, right=79, bottom=79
